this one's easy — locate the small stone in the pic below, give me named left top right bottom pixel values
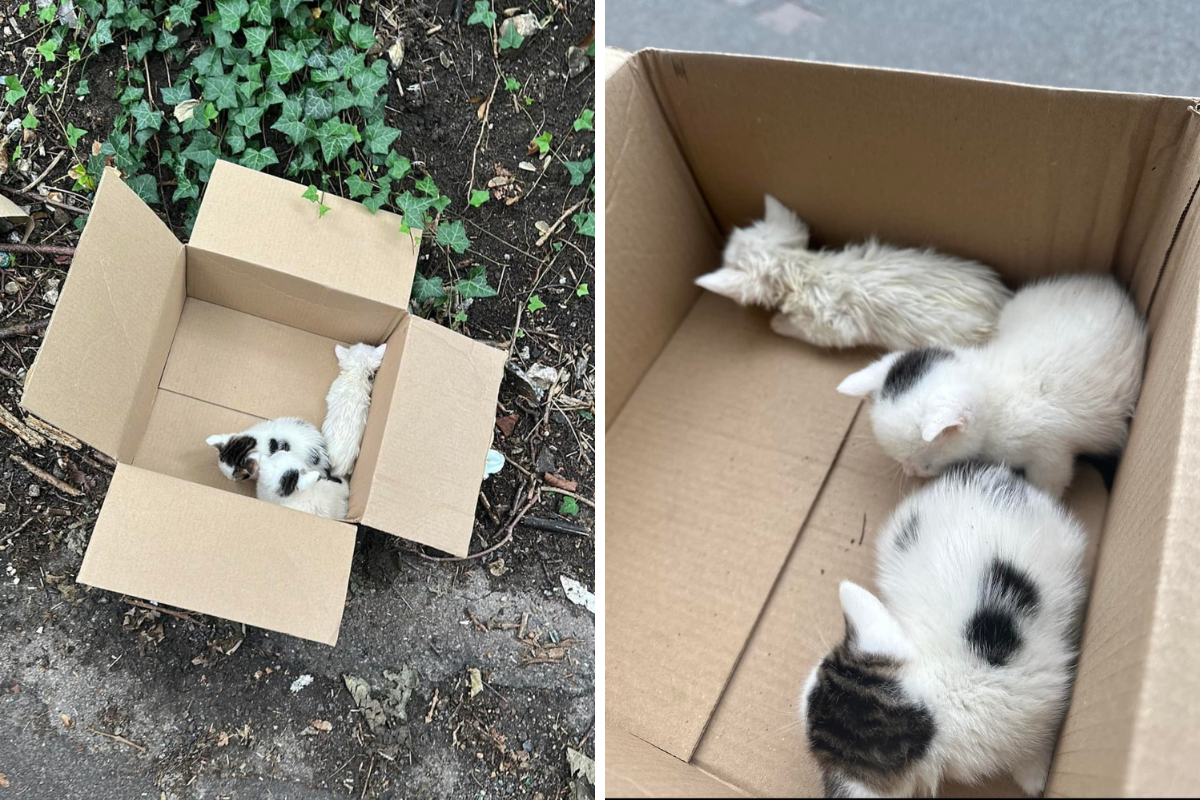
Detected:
left=535, top=446, right=557, bottom=475
left=43, top=288, right=59, bottom=306
left=500, top=12, right=541, bottom=41
left=566, top=46, right=589, bottom=79
left=387, top=38, right=405, bottom=69
left=4, top=281, right=18, bottom=294
left=27, top=484, right=40, bottom=498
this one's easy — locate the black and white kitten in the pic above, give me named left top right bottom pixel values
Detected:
left=206, top=417, right=329, bottom=482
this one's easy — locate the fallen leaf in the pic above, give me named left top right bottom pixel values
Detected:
left=290, top=674, right=313, bottom=693
left=534, top=220, right=551, bottom=235
left=489, top=558, right=509, bottom=577
left=438, top=50, right=452, bottom=69
left=310, top=719, right=332, bottom=732
left=496, top=413, right=518, bottom=437
left=0, top=772, right=9, bottom=788
left=518, top=161, right=537, bottom=172
left=60, top=713, right=73, bottom=728
left=567, top=747, right=595, bottom=784
left=487, top=175, right=511, bottom=188
left=544, top=472, right=578, bottom=492
left=560, top=576, right=595, bottom=614
left=173, top=99, right=201, bottom=123
left=468, top=667, right=484, bottom=697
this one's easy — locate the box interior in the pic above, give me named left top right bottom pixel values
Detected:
left=606, top=49, right=1200, bottom=796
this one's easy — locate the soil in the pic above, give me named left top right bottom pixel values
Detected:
left=0, top=1, right=595, bottom=797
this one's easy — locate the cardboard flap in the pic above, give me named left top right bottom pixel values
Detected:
left=78, top=465, right=356, bottom=645
left=607, top=727, right=749, bottom=798
left=358, top=317, right=506, bottom=556
left=191, top=160, right=416, bottom=309
left=21, top=168, right=185, bottom=461
left=0, top=193, right=33, bottom=240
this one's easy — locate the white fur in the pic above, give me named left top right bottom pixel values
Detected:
left=253, top=449, right=349, bottom=520
left=696, top=195, right=1012, bottom=349
left=322, top=342, right=386, bottom=478
left=802, top=465, right=1088, bottom=796
left=839, top=274, right=1148, bottom=497
left=206, top=416, right=329, bottom=482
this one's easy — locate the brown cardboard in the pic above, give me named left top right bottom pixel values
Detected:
left=21, top=162, right=506, bottom=645
left=606, top=49, right=1200, bottom=797
left=0, top=193, right=34, bottom=241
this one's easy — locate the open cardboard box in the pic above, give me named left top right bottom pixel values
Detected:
left=605, top=48, right=1200, bottom=796
left=20, top=161, right=506, bottom=646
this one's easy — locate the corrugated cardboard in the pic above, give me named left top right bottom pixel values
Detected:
left=606, top=48, right=1200, bottom=796
left=22, top=163, right=506, bottom=645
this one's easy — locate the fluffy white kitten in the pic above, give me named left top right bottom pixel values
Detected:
left=838, top=274, right=1148, bottom=497
left=695, top=195, right=1012, bottom=349
left=206, top=416, right=329, bottom=482
left=801, top=463, right=1087, bottom=798
left=252, top=449, right=349, bottom=520
left=322, top=342, right=386, bottom=478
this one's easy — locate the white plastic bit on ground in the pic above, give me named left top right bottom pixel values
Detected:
left=484, top=449, right=505, bottom=477
left=290, top=674, right=314, bottom=693
left=559, top=576, right=595, bottom=614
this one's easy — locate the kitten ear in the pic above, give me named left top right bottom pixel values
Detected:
left=335, top=344, right=350, bottom=362
left=695, top=267, right=748, bottom=302
left=839, top=581, right=912, bottom=660
left=762, top=194, right=809, bottom=246
left=370, top=343, right=387, bottom=368
left=206, top=433, right=230, bottom=449
left=297, top=471, right=321, bottom=491
left=836, top=353, right=901, bottom=398
left=920, top=402, right=968, bottom=442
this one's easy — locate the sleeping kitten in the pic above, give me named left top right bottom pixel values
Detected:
left=206, top=416, right=329, bottom=482
left=252, top=449, right=349, bottom=520
left=695, top=195, right=1012, bottom=349
left=837, top=274, right=1147, bottom=497
left=322, top=343, right=386, bottom=478
left=801, top=462, right=1087, bottom=798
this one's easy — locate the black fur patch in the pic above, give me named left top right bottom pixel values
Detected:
left=279, top=469, right=300, bottom=497
left=269, top=438, right=279, bottom=455
left=328, top=475, right=342, bottom=484
left=895, top=511, right=920, bottom=551
left=309, top=447, right=323, bottom=466
left=965, top=558, right=1040, bottom=666
left=880, top=347, right=952, bottom=400
left=947, top=459, right=1027, bottom=505
left=218, top=435, right=257, bottom=470
left=806, top=640, right=935, bottom=791
left=322, top=467, right=343, bottom=484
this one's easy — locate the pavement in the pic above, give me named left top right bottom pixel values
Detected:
left=607, top=0, right=1200, bottom=96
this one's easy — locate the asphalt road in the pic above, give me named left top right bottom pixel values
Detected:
left=607, top=0, right=1200, bottom=96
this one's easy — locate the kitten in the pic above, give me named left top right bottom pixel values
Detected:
left=695, top=195, right=1011, bottom=349
left=252, top=449, right=349, bottom=520
left=801, top=462, right=1087, bottom=798
left=206, top=416, right=330, bottom=482
left=322, top=343, right=386, bottom=478
left=837, top=274, right=1148, bottom=497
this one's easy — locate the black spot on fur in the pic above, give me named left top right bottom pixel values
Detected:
left=218, top=435, right=257, bottom=474
left=880, top=348, right=952, bottom=400
left=309, top=448, right=323, bottom=466
left=269, top=438, right=279, bottom=455
left=947, top=459, right=1027, bottom=505
left=895, top=511, right=920, bottom=551
left=965, top=558, right=1040, bottom=666
left=279, top=469, right=300, bottom=497
left=328, top=475, right=342, bottom=484
left=321, top=467, right=344, bottom=484
left=806, top=640, right=935, bottom=790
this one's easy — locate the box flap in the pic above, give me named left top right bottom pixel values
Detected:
left=191, top=160, right=417, bottom=309
left=0, top=192, right=33, bottom=240
left=607, top=727, right=748, bottom=798
left=78, top=464, right=356, bottom=645
left=607, top=293, right=866, bottom=760
left=357, top=316, right=506, bottom=556
left=21, top=168, right=185, bottom=461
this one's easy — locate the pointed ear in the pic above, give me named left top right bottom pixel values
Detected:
left=695, top=267, right=748, bottom=302
left=762, top=194, right=809, bottom=246
left=335, top=344, right=350, bottom=361
left=206, top=433, right=230, bottom=449
left=836, top=353, right=901, bottom=398
left=374, top=343, right=387, bottom=357
left=370, top=343, right=387, bottom=367
left=920, top=402, right=968, bottom=442
left=297, top=471, right=320, bottom=491
left=839, top=581, right=912, bottom=660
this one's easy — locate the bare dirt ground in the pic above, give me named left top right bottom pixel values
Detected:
left=0, top=1, right=596, bottom=797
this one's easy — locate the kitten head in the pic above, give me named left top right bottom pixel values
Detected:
left=206, top=433, right=259, bottom=481
left=695, top=195, right=809, bottom=308
left=837, top=348, right=982, bottom=477
left=801, top=582, right=934, bottom=798
left=335, top=342, right=387, bottom=373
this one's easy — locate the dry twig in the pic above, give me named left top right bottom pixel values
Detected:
left=0, top=242, right=75, bottom=257
left=86, top=727, right=147, bottom=753
left=534, top=198, right=588, bottom=247
left=8, top=454, right=83, bottom=497
left=19, top=151, right=66, bottom=193
left=0, top=405, right=46, bottom=448
left=0, top=319, right=49, bottom=340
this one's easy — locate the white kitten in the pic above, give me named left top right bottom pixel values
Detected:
left=322, top=342, right=386, bottom=478
left=206, top=416, right=330, bottom=482
left=252, top=449, right=349, bottom=520
left=838, top=274, right=1147, bottom=497
left=801, top=463, right=1087, bottom=798
left=696, top=195, right=1012, bottom=349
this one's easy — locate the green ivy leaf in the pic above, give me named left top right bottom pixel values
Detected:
left=363, top=119, right=400, bottom=155
left=302, top=184, right=320, bottom=203
left=572, top=211, right=595, bottom=237
left=126, top=5, right=153, bottom=31
left=168, top=0, right=200, bottom=26
left=432, top=194, right=452, bottom=213
left=215, top=0, right=249, bottom=32
left=573, top=108, right=594, bottom=131
left=257, top=80, right=286, bottom=107
left=576, top=283, right=589, bottom=297
left=302, top=86, right=333, bottom=120
left=467, top=1, right=496, bottom=27
left=65, top=123, right=88, bottom=148
left=314, top=117, right=357, bottom=161
left=129, top=32, right=155, bottom=62
left=437, top=220, right=471, bottom=254
left=346, top=174, right=374, bottom=198
left=268, top=48, right=306, bottom=84
left=192, top=47, right=224, bottom=77
left=202, top=73, right=238, bottom=110
left=526, top=295, right=546, bottom=313
left=558, top=496, right=579, bottom=516
left=225, top=126, right=247, bottom=154
left=173, top=175, right=200, bottom=202
left=21, top=111, right=38, bottom=130
left=90, top=19, right=114, bottom=53
left=498, top=24, right=524, bottom=50
left=411, top=273, right=446, bottom=303
left=124, top=173, right=160, bottom=205
left=351, top=59, right=387, bottom=95
left=233, top=104, right=265, bottom=129
left=118, top=85, right=145, bottom=104
left=239, top=146, right=279, bottom=171
left=75, top=79, right=90, bottom=97
left=394, top=191, right=431, bottom=229
left=160, top=81, right=191, bottom=105
left=348, top=22, right=376, bottom=50
left=279, top=0, right=302, bottom=18
left=532, top=131, right=552, bottom=154
left=504, top=77, right=520, bottom=91
left=564, top=157, right=593, bottom=186
left=386, top=152, right=411, bottom=181
left=415, top=174, right=439, bottom=197
left=318, top=202, right=331, bottom=218
left=247, top=0, right=271, bottom=25
left=130, top=100, right=163, bottom=132
left=243, top=27, right=269, bottom=57
left=328, top=80, right=356, bottom=113
left=36, top=39, right=59, bottom=62
left=4, top=79, right=27, bottom=106
left=363, top=191, right=388, bottom=214
left=469, top=189, right=489, bottom=208
left=456, top=265, right=497, bottom=299
left=181, top=131, right=220, bottom=171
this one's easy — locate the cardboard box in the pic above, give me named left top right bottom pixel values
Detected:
left=605, top=48, right=1200, bottom=796
left=21, top=161, right=506, bottom=646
